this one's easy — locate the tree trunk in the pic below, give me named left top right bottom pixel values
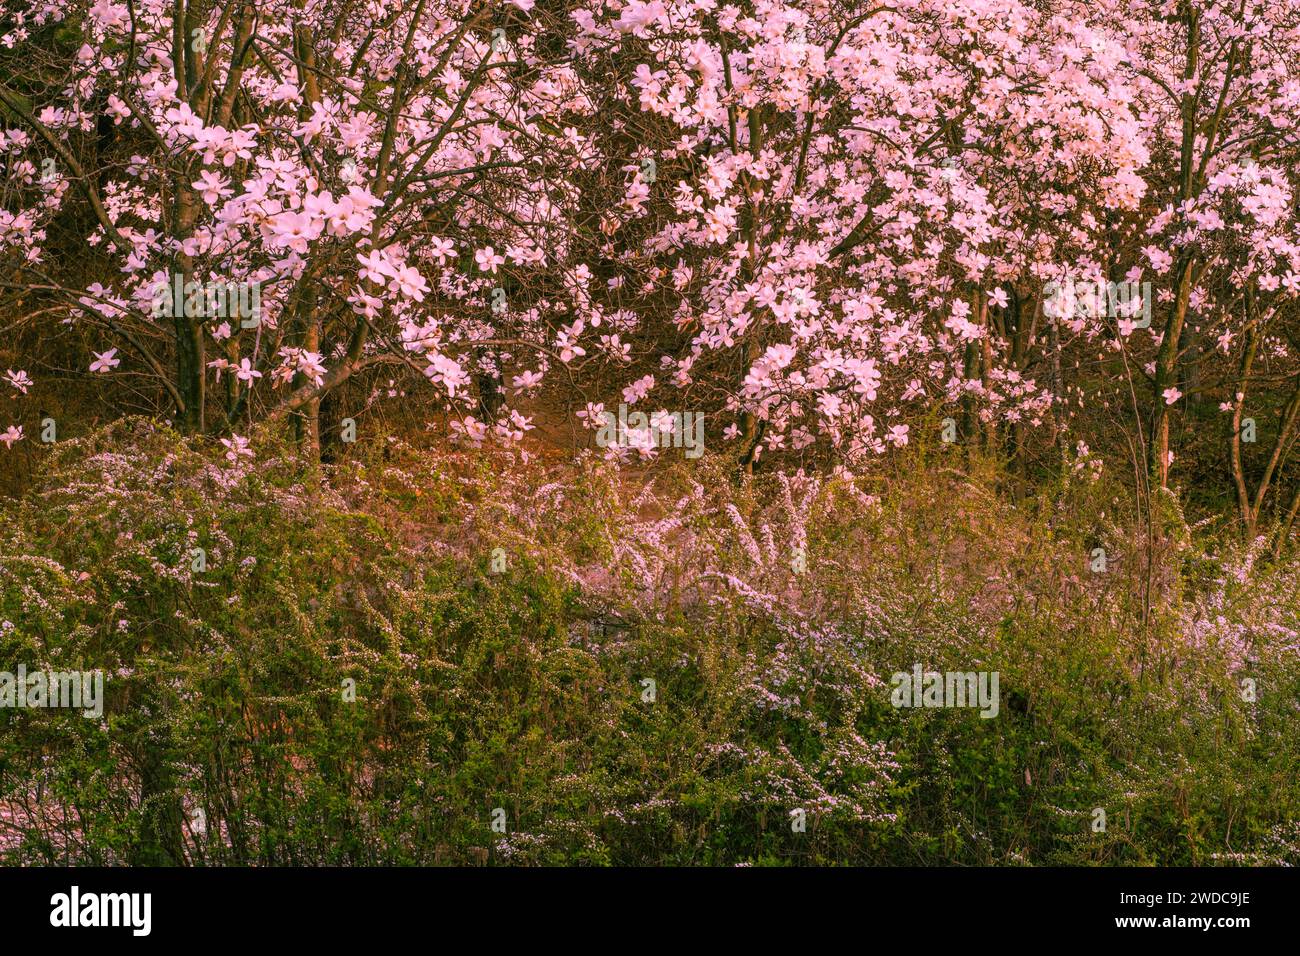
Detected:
left=1149, top=258, right=1194, bottom=486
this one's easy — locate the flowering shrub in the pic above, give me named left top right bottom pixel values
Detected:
left=2, top=421, right=1296, bottom=864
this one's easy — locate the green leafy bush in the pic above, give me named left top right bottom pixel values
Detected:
left=1, top=420, right=1297, bottom=865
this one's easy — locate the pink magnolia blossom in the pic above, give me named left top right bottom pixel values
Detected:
left=89, top=349, right=120, bottom=373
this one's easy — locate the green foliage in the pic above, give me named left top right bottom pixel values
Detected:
left=1, top=420, right=1297, bottom=865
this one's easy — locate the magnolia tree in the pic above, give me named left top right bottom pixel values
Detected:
left=583, top=0, right=1151, bottom=467
left=2, top=0, right=1300, bottom=536
left=2, top=0, right=607, bottom=450
left=1116, top=0, right=1300, bottom=533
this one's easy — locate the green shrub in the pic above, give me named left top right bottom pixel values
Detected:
left=1, top=420, right=1297, bottom=865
